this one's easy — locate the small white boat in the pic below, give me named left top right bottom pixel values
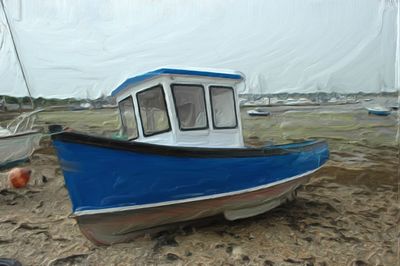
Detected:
left=0, top=110, right=43, bottom=168
left=247, top=107, right=271, bottom=116
left=327, top=98, right=337, bottom=103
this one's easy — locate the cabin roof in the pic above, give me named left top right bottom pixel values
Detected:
left=111, top=67, right=244, bottom=96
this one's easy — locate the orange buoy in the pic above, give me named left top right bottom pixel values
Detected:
left=8, top=167, right=31, bottom=188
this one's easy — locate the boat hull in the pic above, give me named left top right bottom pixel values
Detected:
left=76, top=174, right=309, bottom=245
left=0, top=131, right=41, bottom=169
left=247, top=111, right=270, bottom=116
left=367, top=109, right=391, bottom=116
left=51, top=132, right=329, bottom=244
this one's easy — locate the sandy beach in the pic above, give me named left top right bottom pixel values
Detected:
left=0, top=103, right=398, bottom=265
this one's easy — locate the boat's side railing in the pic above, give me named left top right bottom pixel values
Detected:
left=7, top=108, right=45, bottom=134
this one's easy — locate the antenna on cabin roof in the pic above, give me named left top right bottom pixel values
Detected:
left=0, top=0, right=35, bottom=110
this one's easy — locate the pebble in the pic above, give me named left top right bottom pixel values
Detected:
left=165, top=253, right=180, bottom=261
left=264, top=260, right=274, bottom=266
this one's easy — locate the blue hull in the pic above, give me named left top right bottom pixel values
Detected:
left=52, top=132, right=329, bottom=215
left=368, top=110, right=391, bottom=116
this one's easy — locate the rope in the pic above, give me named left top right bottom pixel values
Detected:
left=0, top=0, right=35, bottom=109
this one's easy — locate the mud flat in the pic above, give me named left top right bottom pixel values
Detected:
left=0, top=106, right=398, bottom=265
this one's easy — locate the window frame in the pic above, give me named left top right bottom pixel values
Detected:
left=170, top=83, right=209, bottom=131
left=209, top=85, right=238, bottom=130
left=136, top=84, right=172, bottom=137
left=118, top=95, right=139, bottom=140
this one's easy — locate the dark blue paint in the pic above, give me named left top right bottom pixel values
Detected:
left=53, top=140, right=329, bottom=213
left=368, top=109, right=391, bottom=116
left=111, top=68, right=244, bottom=96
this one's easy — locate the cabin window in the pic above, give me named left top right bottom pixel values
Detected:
left=118, top=96, right=138, bottom=140
left=209, top=86, right=237, bottom=129
left=137, top=85, right=171, bottom=136
left=171, top=84, right=208, bottom=130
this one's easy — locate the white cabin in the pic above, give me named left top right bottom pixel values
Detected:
left=112, top=67, right=245, bottom=148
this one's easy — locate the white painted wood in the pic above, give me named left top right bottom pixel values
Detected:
left=0, top=130, right=41, bottom=166
left=115, top=70, right=245, bottom=147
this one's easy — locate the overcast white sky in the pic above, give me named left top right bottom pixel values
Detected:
left=0, top=0, right=398, bottom=98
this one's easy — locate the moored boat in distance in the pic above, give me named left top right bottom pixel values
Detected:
left=247, top=107, right=271, bottom=116
left=284, top=97, right=316, bottom=106
left=51, top=67, right=329, bottom=245
left=366, top=107, right=391, bottom=116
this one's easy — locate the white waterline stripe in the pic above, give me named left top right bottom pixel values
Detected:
left=73, top=167, right=322, bottom=217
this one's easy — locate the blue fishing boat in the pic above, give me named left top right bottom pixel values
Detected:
left=51, top=67, right=329, bottom=245
left=366, top=107, right=391, bottom=116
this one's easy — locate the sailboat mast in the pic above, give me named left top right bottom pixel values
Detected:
left=0, top=0, right=34, bottom=109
